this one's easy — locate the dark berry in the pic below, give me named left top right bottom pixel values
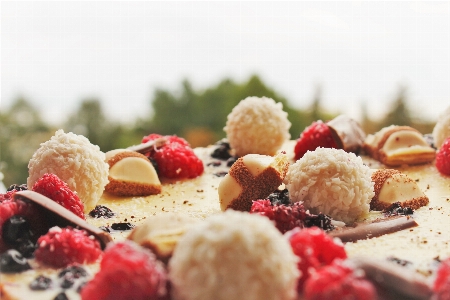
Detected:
left=111, top=223, right=135, bottom=231
left=211, top=140, right=232, bottom=160
left=207, top=161, right=222, bottom=167
left=0, top=249, right=31, bottom=273
left=267, top=189, right=291, bottom=206
left=30, top=275, right=53, bottom=290
left=16, top=239, right=37, bottom=258
left=305, top=213, right=335, bottom=231
left=59, top=265, right=88, bottom=279
left=2, top=215, right=32, bottom=245
left=53, top=292, right=69, bottom=300
left=384, top=202, right=414, bottom=216
left=226, top=157, right=238, bottom=167
left=7, top=184, right=28, bottom=192
left=89, top=205, right=115, bottom=218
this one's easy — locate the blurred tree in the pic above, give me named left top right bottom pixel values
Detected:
left=142, top=75, right=315, bottom=146
left=381, top=86, right=413, bottom=128
left=64, top=99, right=135, bottom=152
left=0, top=97, right=53, bottom=187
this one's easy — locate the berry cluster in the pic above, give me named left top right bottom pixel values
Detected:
left=142, top=134, right=204, bottom=179
left=32, top=173, right=85, bottom=220
left=303, top=260, right=377, bottom=300
left=436, top=137, right=450, bottom=176
left=81, top=241, right=168, bottom=300
left=34, top=226, right=102, bottom=268
left=288, top=227, right=347, bottom=291
left=294, top=121, right=338, bottom=160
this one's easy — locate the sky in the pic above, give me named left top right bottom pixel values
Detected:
left=1, top=1, right=450, bottom=125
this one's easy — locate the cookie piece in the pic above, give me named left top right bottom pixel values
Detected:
left=218, top=152, right=289, bottom=212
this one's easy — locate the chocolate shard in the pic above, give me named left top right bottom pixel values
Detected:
left=347, top=257, right=432, bottom=300
left=126, top=137, right=167, bottom=154
left=13, top=191, right=112, bottom=249
left=327, top=115, right=366, bottom=153
left=328, top=216, right=418, bottom=243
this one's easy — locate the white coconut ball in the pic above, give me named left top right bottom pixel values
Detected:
left=284, top=147, right=374, bottom=224
left=169, top=210, right=299, bottom=300
left=432, top=105, right=450, bottom=149
left=27, top=129, right=109, bottom=212
left=224, top=96, right=291, bottom=157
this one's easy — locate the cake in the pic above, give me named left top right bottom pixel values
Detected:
left=1, top=98, right=450, bottom=300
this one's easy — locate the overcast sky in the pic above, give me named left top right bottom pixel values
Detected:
left=1, top=1, right=450, bottom=125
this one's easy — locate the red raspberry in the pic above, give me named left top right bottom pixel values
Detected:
left=436, top=137, right=450, bottom=176
left=142, top=133, right=190, bottom=147
left=81, top=241, right=168, bottom=300
left=303, top=260, right=377, bottom=300
left=433, top=257, right=450, bottom=300
left=32, top=173, right=85, bottom=220
left=288, top=227, right=347, bottom=291
left=0, top=198, right=45, bottom=252
left=142, top=133, right=204, bottom=179
left=0, top=190, right=16, bottom=203
left=294, top=121, right=338, bottom=160
left=250, top=200, right=307, bottom=233
left=34, top=226, right=102, bottom=268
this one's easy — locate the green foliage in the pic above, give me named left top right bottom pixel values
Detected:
left=146, top=75, right=315, bottom=145
left=0, top=76, right=436, bottom=188
left=0, top=97, right=53, bottom=187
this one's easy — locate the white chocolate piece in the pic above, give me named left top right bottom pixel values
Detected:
left=364, top=126, right=435, bottom=166
left=104, top=150, right=162, bottom=196
left=109, top=157, right=160, bottom=185
left=378, top=173, right=426, bottom=205
left=128, top=213, right=199, bottom=263
left=218, top=174, right=243, bottom=211
left=371, top=169, right=429, bottom=211
left=242, top=154, right=273, bottom=177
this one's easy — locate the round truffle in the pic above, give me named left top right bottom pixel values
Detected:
left=284, top=147, right=374, bottom=224
left=432, top=105, right=450, bottom=149
left=224, top=96, right=291, bottom=157
left=27, top=130, right=109, bottom=212
left=168, top=210, right=299, bottom=300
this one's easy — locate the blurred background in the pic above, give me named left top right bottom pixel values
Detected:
left=1, top=1, right=450, bottom=187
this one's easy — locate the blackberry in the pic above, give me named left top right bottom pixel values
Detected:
left=7, top=184, right=28, bottom=192
left=211, top=139, right=232, bottom=160
left=59, top=265, right=88, bottom=289
left=267, top=189, right=291, bottom=206
left=2, top=216, right=36, bottom=257
left=305, top=213, right=334, bottom=231
left=89, top=205, right=115, bottom=218
left=111, top=222, right=135, bottom=231
left=0, top=249, right=31, bottom=273
left=226, top=156, right=238, bottom=167
left=54, top=292, right=69, bottom=300
left=30, top=275, right=53, bottom=290
left=384, top=202, right=414, bottom=216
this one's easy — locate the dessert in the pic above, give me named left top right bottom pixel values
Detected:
left=27, top=130, right=109, bottom=212
left=104, top=150, right=162, bottom=196
left=224, top=96, right=291, bottom=156
left=363, top=125, right=436, bottom=166
left=0, top=96, right=450, bottom=299
left=168, top=210, right=299, bottom=300
left=284, top=147, right=374, bottom=224
left=370, top=169, right=429, bottom=211
left=294, top=115, right=365, bottom=160
left=218, top=152, right=289, bottom=211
